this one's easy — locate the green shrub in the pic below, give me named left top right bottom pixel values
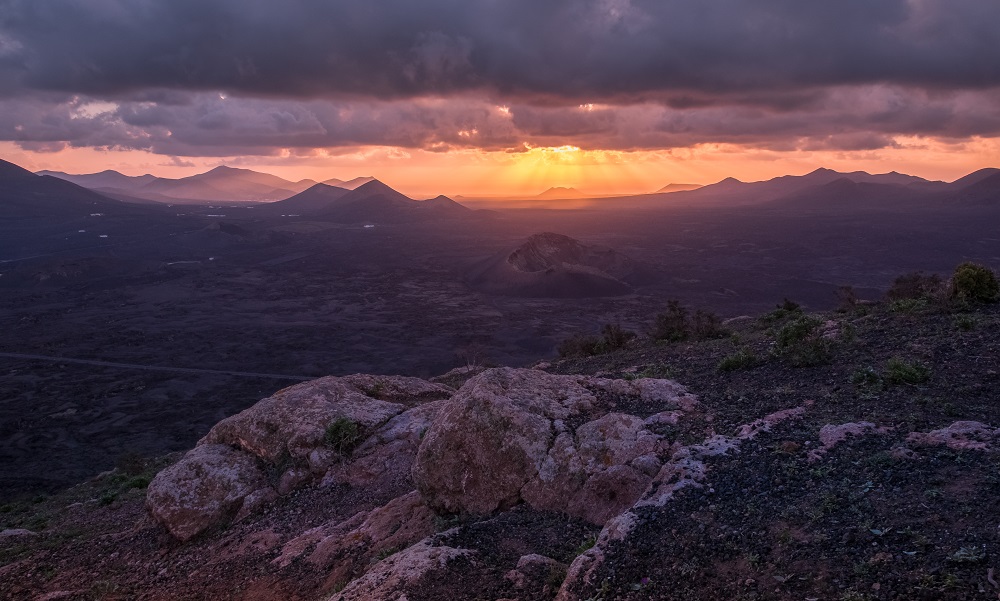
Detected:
left=886, top=272, right=943, bottom=301
left=557, top=324, right=636, bottom=358
left=889, top=298, right=928, bottom=313
left=776, top=316, right=822, bottom=349
left=851, top=366, right=882, bottom=389
left=557, top=334, right=602, bottom=358
left=884, top=357, right=930, bottom=385
left=785, top=338, right=832, bottom=367
left=651, top=302, right=725, bottom=342
left=762, top=298, right=803, bottom=322
left=717, top=349, right=758, bottom=372
left=950, top=262, right=999, bottom=303
left=325, top=418, right=362, bottom=455
left=953, top=314, right=976, bottom=331
left=692, top=309, right=726, bottom=340
left=651, top=300, right=689, bottom=342
left=835, top=286, right=859, bottom=313
left=600, top=323, right=636, bottom=350
left=774, top=316, right=831, bottom=366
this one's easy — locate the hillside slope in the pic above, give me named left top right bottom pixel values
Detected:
left=3, top=292, right=999, bottom=600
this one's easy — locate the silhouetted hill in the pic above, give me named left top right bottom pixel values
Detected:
left=138, top=165, right=304, bottom=202
left=768, top=178, right=925, bottom=209
left=44, top=166, right=333, bottom=204
left=254, top=183, right=352, bottom=215
left=948, top=167, right=1000, bottom=189
left=466, top=232, right=635, bottom=298
left=322, top=176, right=375, bottom=190
left=659, top=168, right=938, bottom=207
left=0, top=159, right=141, bottom=218
left=38, top=169, right=158, bottom=190
left=950, top=171, right=1000, bottom=205
left=315, top=180, right=473, bottom=223
left=535, top=187, right=587, bottom=200
left=655, top=183, right=702, bottom=193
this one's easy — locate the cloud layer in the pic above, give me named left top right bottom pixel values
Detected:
left=1, top=0, right=999, bottom=156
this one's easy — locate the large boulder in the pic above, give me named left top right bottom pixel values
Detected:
left=323, top=400, right=447, bottom=490
left=201, top=375, right=451, bottom=463
left=146, top=444, right=275, bottom=541
left=148, top=375, right=453, bottom=541
left=412, top=368, right=695, bottom=523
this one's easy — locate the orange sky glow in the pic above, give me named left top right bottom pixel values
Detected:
left=3, top=136, right=999, bottom=200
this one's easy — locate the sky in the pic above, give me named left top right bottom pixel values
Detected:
left=1, top=0, right=1000, bottom=197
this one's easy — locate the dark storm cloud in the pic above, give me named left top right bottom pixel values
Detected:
left=1, top=0, right=999, bottom=155
left=3, top=87, right=1000, bottom=157
left=2, top=0, right=999, bottom=101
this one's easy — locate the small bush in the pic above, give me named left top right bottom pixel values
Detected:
left=835, top=286, right=858, bottom=313
left=763, top=298, right=803, bottom=322
left=851, top=366, right=882, bottom=389
left=651, top=302, right=725, bottom=342
left=557, top=324, right=636, bottom=358
left=886, top=272, right=944, bottom=301
left=651, top=300, right=690, bottom=342
left=884, top=357, right=930, bottom=385
left=557, top=334, right=602, bottom=358
left=889, top=298, right=928, bottom=313
left=692, top=309, right=726, bottom=340
left=325, top=418, right=362, bottom=455
left=776, top=316, right=822, bottom=349
left=950, top=262, right=999, bottom=303
left=785, top=338, right=832, bottom=367
left=717, top=349, right=758, bottom=372
left=600, top=323, right=636, bottom=350
left=774, top=316, right=831, bottom=366
left=953, top=314, right=976, bottom=331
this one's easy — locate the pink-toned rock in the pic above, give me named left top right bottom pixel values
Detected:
left=146, top=444, right=275, bottom=541
left=327, top=538, right=472, bottom=601
left=275, top=491, right=436, bottom=592
left=556, top=512, right=637, bottom=601
left=524, top=412, right=662, bottom=524
left=324, top=400, right=447, bottom=490
left=807, top=422, right=888, bottom=462
left=201, top=376, right=448, bottom=463
left=906, top=421, right=1000, bottom=451
left=339, top=374, right=454, bottom=405
left=505, top=554, right=566, bottom=591
left=413, top=368, right=695, bottom=522
left=735, top=405, right=808, bottom=439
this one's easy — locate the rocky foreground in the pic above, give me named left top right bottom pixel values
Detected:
left=2, top=300, right=1000, bottom=600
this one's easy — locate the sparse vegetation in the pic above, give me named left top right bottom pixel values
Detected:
left=762, top=298, right=803, bottom=322
left=883, top=357, right=931, bottom=385
left=717, top=349, right=758, bottom=372
left=835, top=285, right=859, bottom=313
left=651, top=301, right=725, bottom=342
left=950, top=261, right=999, bottom=304
left=324, top=417, right=363, bottom=455
left=773, top=315, right=831, bottom=366
left=886, top=271, right=944, bottom=302
left=651, top=300, right=690, bottom=342
left=557, top=333, right=602, bottom=358
left=558, top=323, right=637, bottom=358
left=599, top=323, right=637, bottom=350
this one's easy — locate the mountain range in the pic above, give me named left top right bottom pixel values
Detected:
left=257, top=179, right=473, bottom=222
left=11, top=159, right=1000, bottom=217
left=39, top=166, right=374, bottom=205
